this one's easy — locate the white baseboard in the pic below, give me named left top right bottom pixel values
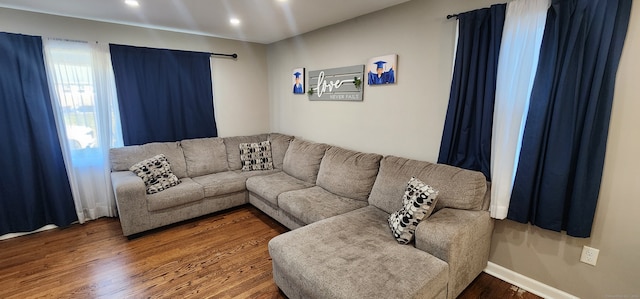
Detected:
left=484, top=262, right=579, bottom=299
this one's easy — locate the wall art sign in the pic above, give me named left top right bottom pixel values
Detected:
left=292, top=67, right=305, bottom=94
left=367, top=54, right=397, bottom=85
left=307, top=65, right=364, bottom=101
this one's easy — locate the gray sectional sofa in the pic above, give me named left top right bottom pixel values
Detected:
left=109, top=133, right=493, bottom=299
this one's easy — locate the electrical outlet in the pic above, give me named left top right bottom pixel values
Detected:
left=580, top=246, right=599, bottom=266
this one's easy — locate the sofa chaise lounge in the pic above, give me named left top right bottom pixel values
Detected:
left=109, top=133, right=493, bottom=299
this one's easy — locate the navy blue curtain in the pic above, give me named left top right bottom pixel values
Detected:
left=508, top=0, right=632, bottom=237
left=109, top=44, right=217, bottom=146
left=437, top=4, right=506, bottom=180
left=0, top=32, right=77, bottom=235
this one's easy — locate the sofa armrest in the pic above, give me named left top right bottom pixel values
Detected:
left=111, top=171, right=148, bottom=236
left=414, top=208, right=494, bottom=299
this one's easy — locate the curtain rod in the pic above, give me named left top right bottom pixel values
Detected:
left=447, top=2, right=505, bottom=20
left=211, top=52, right=238, bottom=59
left=46, top=37, right=88, bottom=44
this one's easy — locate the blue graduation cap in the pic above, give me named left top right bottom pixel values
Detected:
left=294, top=71, right=302, bottom=78
left=373, top=61, right=387, bottom=69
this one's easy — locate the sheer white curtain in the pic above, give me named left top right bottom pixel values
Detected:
left=43, top=38, right=123, bottom=223
left=490, top=0, right=550, bottom=219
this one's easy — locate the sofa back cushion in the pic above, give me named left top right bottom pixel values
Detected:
left=180, top=137, right=229, bottom=177
left=109, top=141, right=188, bottom=178
left=268, top=133, right=294, bottom=169
left=223, top=134, right=268, bottom=170
left=282, top=138, right=328, bottom=184
left=316, top=146, right=382, bottom=201
left=368, top=156, right=487, bottom=214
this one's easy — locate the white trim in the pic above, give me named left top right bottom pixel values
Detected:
left=0, top=225, right=58, bottom=241
left=484, top=262, right=580, bottom=299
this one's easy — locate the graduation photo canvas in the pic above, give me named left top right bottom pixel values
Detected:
left=292, top=67, right=305, bottom=94
left=367, top=54, right=397, bottom=85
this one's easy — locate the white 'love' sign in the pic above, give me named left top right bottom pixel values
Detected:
left=308, top=65, right=364, bottom=101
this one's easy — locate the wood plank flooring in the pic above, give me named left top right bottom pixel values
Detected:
left=0, top=205, right=542, bottom=299
left=458, top=273, right=542, bottom=299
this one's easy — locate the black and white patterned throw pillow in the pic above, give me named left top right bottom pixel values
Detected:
left=239, top=141, right=274, bottom=171
left=388, top=177, right=439, bottom=244
left=129, top=154, right=181, bottom=194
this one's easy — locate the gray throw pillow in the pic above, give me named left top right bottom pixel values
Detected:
left=388, top=177, right=439, bottom=244
left=129, top=154, right=181, bottom=194
left=239, top=141, right=274, bottom=171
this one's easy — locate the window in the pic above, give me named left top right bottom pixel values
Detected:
left=43, top=38, right=122, bottom=222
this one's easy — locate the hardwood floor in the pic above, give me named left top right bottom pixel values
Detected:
left=0, top=205, right=541, bottom=299
left=458, top=273, right=542, bottom=299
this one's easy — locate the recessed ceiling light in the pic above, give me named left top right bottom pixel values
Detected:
left=230, top=18, right=241, bottom=25
left=125, top=0, right=139, bottom=7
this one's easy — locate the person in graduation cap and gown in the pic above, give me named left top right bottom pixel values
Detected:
left=368, top=60, right=395, bottom=85
left=293, top=71, right=304, bottom=94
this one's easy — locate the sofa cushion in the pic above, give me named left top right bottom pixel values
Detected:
left=240, top=141, right=274, bottom=171
left=234, top=169, right=281, bottom=179
left=268, top=133, right=293, bottom=169
left=192, top=171, right=247, bottom=198
left=180, top=137, right=229, bottom=177
left=223, top=134, right=268, bottom=171
left=282, top=138, right=328, bottom=184
left=388, top=177, right=439, bottom=244
left=246, top=172, right=314, bottom=206
left=146, top=178, right=204, bottom=212
left=278, top=186, right=369, bottom=225
left=369, top=156, right=487, bottom=214
left=269, top=205, right=449, bottom=299
left=110, top=141, right=188, bottom=178
left=129, top=154, right=181, bottom=194
left=316, top=146, right=382, bottom=201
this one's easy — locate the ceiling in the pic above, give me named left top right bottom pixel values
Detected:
left=0, top=0, right=410, bottom=44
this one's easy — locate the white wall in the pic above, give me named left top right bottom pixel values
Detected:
left=267, top=0, right=640, bottom=298
left=0, top=7, right=270, bottom=137
left=266, top=0, right=483, bottom=161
